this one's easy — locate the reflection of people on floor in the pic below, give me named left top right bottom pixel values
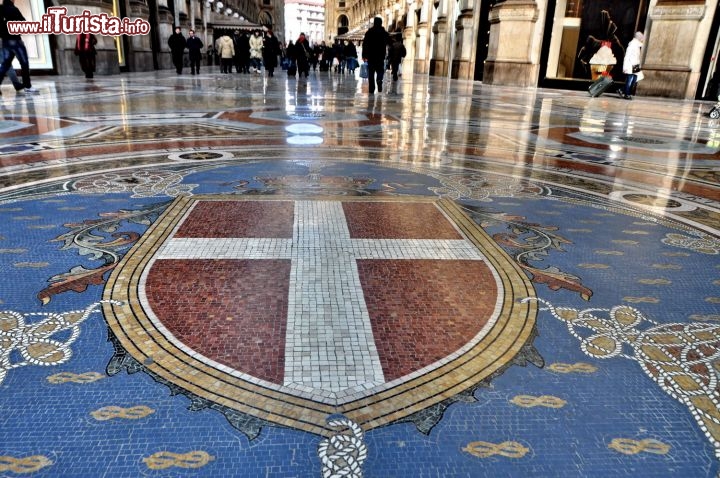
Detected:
left=621, top=32, right=644, bottom=100
left=75, top=33, right=97, bottom=79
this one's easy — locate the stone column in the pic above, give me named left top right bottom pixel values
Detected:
left=452, top=0, right=479, bottom=79
left=403, top=1, right=417, bottom=78
left=641, top=0, right=717, bottom=99
left=483, top=0, right=542, bottom=87
left=429, top=0, right=451, bottom=76
left=52, top=1, right=120, bottom=76
left=127, top=0, right=153, bottom=72
left=414, top=0, right=431, bottom=73
left=156, top=0, right=176, bottom=69
left=173, top=0, right=181, bottom=26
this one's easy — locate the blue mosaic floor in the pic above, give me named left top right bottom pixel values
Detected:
left=0, top=68, right=719, bottom=477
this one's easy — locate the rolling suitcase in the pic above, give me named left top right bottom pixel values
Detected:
left=588, top=75, right=614, bottom=97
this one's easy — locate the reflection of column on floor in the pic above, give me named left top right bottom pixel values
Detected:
left=526, top=93, right=561, bottom=173
left=656, top=102, right=696, bottom=192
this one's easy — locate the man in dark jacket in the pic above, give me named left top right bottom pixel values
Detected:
left=262, top=29, right=281, bottom=77
left=231, top=30, right=242, bottom=73
left=237, top=32, right=250, bottom=73
left=167, top=26, right=186, bottom=74
left=0, top=0, right=37, bottom=94
left=186, top=30, right=203, bottom=75
left=362, top=17, right=389, bottom=94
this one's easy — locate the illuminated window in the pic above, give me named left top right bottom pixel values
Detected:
left=546, top=0, right=645, bottom=81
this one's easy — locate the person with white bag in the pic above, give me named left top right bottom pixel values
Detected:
left=621, top=32, right=644, bottom=100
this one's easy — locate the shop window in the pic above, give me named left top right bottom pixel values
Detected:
left=547, top=0, right=646, bottom=81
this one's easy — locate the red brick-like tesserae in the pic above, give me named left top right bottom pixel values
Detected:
left=145, top=259, right=291, bottom=384
left=176, top=201, right=295, bottom=238
left=357, top=259, right=497, bottom=381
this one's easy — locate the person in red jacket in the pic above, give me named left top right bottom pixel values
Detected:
left=75, top=33, right=97, bottom=79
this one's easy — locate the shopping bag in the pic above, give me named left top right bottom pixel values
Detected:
left=360, top=62, right=369, bottom=79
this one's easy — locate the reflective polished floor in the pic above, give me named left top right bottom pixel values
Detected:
left=1, top=67, right=719, bottom=477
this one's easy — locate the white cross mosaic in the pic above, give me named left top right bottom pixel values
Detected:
left=157, top=201, right=485, bottom=396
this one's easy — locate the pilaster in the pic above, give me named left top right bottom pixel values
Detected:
left=127, top=0, right=153, bottom=72
left=429, top=17, right=449, bottom=76
left=483, top=0, right=540, bottom=87
left=403, top=26, right=417, bottom=78
left=641, top=0, right=712, bottom=99
left=52, top=2, right=120, bottom=76
left=452, top=9, right=477, bottom=79
left=415, top=21, right=430, bottom=74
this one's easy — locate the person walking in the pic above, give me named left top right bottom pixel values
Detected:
left=344, top=40, right=358, bottom=75
left=231, top=30, right=242, bottom=73
left=186, top=30, right=203, bottom=75
left=237, top=31, right=251, bottom=73
left=168, top=26, right=186, bottom=74
left=263, top=29, right=281, bottom=77
left=317, top=41, right=329, bottom=72
left=362, top=17, right=389, bottom=94
left=74, top=33, right=97, bottom=79
left=0, top=39, right=23, bottom=93
left=387, top=33, right=406, bottom=81
left=332, top=39, right=344, bottom=74
left=621, top=32, right=645, bottom=100
left=249, top=30, right=264, bottom=73
left=0, top=0, right=38, bottom=94
left=294, top=33, right=311, bottom=78
left=216, top=33, right=235, bottom=74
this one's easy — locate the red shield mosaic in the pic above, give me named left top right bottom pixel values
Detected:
left=103, top=195, right=537, bottom=435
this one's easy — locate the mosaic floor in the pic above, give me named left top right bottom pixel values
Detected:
left=0, top=68, right=719, bottom=477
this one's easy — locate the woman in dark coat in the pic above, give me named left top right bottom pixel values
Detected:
left=262, top=29, right=281, bottom=77
left=294, top=33, right=311, bottom=78
left=167, top=27, right=186, bottom=74
left=344, top=40, right=358, bottom=74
